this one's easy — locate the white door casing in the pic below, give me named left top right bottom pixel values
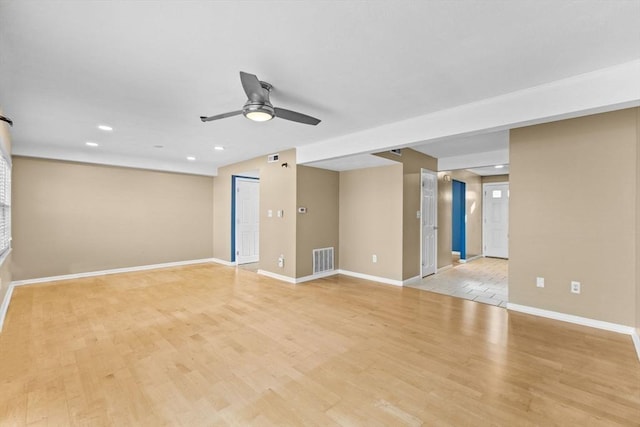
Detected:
left=483, top=182, right=509, bottom=258
left=421, top=169, right=437, bottom=277
left=235, top=178, right=259, bottom=264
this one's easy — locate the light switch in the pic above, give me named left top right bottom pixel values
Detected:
left=267, top=210, right=273, bottom=218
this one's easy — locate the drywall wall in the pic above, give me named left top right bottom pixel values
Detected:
left=376, top=148, right=438, bottom=279
left=296, top=165, right=339, bottom=278
left=0, top=109, right=12, bottom=308
left=339, top=164, right=403, bottom=281
left=482, top=174, right=509, bottom=184
left=437, top=169, right=483, bottom=266
left=213, top=149, right=298, bottom=278
left=510, top=108, right=638, bottom=326
left=636, top=107, right=640, bottom=335
left=437, top=173, right=453, bottom=269
left=12, top=157, right=214, bottom=280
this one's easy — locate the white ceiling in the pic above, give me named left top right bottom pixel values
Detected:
left=1, top=1, right=639, bottom=176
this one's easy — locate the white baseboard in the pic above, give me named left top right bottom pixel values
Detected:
left=211, top=257, right=236, bottom=267
left=294, top=270, right=339, bottom=284
left=10, top=258, right=216, bottom=287
left=0, top=283, right=15, bottom=332
left=460, top=255, right=482, bottom=263
left=402, top=275, right=422, bottom=286
left=437, top=264, right=453, bottom=273
left=257, top=269, right=342, bottom=284
left=507, top=303, right=640, bottom=362
left=337, top=269, right=403, bottom=287
left=257, top=269, right=296, bottom=284
left=631, top=330, right=640, bottom=362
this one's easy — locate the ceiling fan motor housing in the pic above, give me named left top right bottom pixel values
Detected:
left=242, top=81, right=274, bottom=120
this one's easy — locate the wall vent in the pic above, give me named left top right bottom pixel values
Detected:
left=267, top=153, right=279, bottom=163
left=313, top=247, right=334, bottom=274
left=389, top=149, right=402, bottom=156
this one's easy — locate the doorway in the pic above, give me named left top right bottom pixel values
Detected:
left=452, top=179, right=466, bottom=261
left=483, top=182, right=509, bottom=258
left=421, top=169, right=438, bottom=277
left=232, top=175, right=260, bottom=265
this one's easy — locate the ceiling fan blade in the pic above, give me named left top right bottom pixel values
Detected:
left=274, top=107, right=321, bottom=125
left=200, top=110, right=243, bottom=122
left=240, top=71, right=267, bottom=102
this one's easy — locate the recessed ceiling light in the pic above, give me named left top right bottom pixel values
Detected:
left=153, top=145, right=164, bottom=149
left=494, top=165, right=505, bottom=169
left=186, top=156, right=196, bottom=161
left=97, top=125, right=113, bottom=131
left=85, top=142, right=99, bottom=147
left=214, top=146, right=224, bottom=151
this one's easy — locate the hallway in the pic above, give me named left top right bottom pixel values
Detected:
left=407, top=257, right=508, bottom=307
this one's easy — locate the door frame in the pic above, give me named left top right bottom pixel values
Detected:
left=482, top=181, right=509, bottom=258
left=231, top=175, right=260, bottom=264
left=420, top=168, right=438, bottom=278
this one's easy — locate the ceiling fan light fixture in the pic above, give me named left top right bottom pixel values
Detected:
left=245, top=110, right=273, bottom=122
left=243, top=102, right=274, bottom=122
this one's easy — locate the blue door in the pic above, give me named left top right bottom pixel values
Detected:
left=452, top=180, right=466, bottom=260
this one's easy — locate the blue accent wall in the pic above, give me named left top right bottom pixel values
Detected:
left=452, top=179, right=466, bottom=259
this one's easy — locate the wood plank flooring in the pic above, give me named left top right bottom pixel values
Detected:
left=1, top=263, right=638, bottom=426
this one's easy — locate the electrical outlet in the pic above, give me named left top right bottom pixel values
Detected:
left=372, top=254, right=377, bottom=263
left=536, top=277, right=544, bottom=288
left=571, top=281, right=581, bottom=294
left=278, top=255, right=284, bottom=268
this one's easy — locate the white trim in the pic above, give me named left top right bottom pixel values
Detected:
left=459, top=254, right=482, bottom=264
left=508, top=303, right=640, bottom=362
left=437, top=264, right=453, bottom=273
left=631, top=331, right=640, bottom=362
left=10, top=258, right=216, bottom=287
left=420, top=168, right=438, bottom=278
left=257, top=269, right=296, bottom=284
left=402, top=275, right=422, bottom=286
left=211, top=257, right=236, bottom=267
left=507, top=303, right=636, bottom=335
left=294, top=270, right=338, bottom=284
left=336, top=269, right=403, bottom=287
left=0, top=282, right=15, bottom=332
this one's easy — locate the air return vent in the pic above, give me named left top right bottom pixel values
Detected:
left=312, top=247, right=334, bottom=274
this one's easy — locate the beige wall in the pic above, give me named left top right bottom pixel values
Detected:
left=437, top=169, right=483, bottom=266
left=213, top=149, right=298, bottom=278
left=510, top=108, right=638, bottom=326
left=0, top=110, right=12, bottom=308
left=339, top=164, right=403, bottom=281
left=12, top=157, right=214, bottom=280
left=437, top=173, right=453, bottom=268
left=482, top=174, right=509, bottom=184
left=296, top=166, right=339, bottom=278
left=636, top=108, right=640, bottom=334
left=376, top=149, right=438, bottom=279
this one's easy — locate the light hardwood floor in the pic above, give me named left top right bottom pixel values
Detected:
left=1, top=263, right=638, bottom=426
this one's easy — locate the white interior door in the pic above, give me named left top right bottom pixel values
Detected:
left=421, top=169, right=437, bottom=277
left=483, top=183, right=509, bottom=258
left=235, top=178, right=259, bottom=264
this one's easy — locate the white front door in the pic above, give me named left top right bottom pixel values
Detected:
left=235, top=178, right=259, bottom=264
left=421, top=169, right=437, bottom=277
left=483, top=183, right=509, bottom=258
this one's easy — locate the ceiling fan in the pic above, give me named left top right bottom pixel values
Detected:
left=200, top=71, right=321, bottom=126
